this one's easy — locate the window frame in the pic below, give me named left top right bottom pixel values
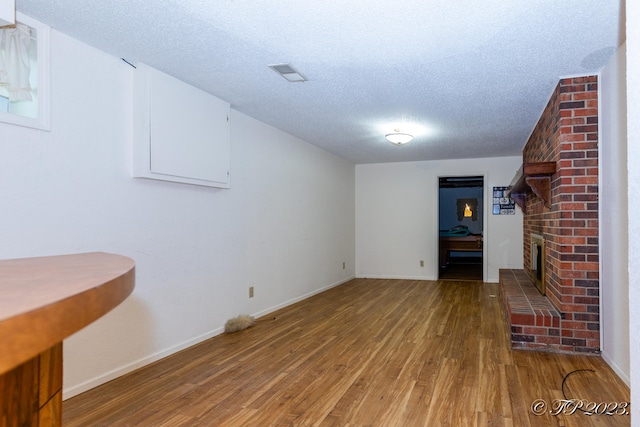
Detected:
left=0, top=12, right=51, bottom=131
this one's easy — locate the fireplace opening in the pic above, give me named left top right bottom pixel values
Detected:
left=530, top=234, right=545, bottom=295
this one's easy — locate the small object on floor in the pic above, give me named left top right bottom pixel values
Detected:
left=224, top=315, right=255, bottom=333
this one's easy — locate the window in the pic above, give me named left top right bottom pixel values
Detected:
left=0, top=12, right=50, bottom=130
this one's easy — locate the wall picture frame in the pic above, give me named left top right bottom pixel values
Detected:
left=493, top=186, right=515, bottom=215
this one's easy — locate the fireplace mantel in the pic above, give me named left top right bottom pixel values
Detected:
left=507, top=162, right=556, bottom=212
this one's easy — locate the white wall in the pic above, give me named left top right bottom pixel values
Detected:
left=627, top=0, right=640, bottom=420
left=355, top=157, right=523, bottom=282
left=600, top=43, right=630, bottom=385
left=0, top=29, right=355, bottom=398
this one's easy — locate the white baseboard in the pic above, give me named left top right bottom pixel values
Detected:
left=601, top=351, right=630, bottom=387
left=63, top=275, right=355, bottom=400
left=252, top=275, right=355, bottom=318
left=63, top=327, right=224, bottom=399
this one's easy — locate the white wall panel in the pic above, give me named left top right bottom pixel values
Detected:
left=600, top=43, right=630, bottom=385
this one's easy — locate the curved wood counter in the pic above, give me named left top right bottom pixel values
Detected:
left=0, top=252, right=135, bottom=426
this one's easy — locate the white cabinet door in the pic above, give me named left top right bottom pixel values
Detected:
left=133, top=64, right=231, bottom=188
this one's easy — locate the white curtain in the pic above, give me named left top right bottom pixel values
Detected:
left=0, top=23, right=32, bottom=102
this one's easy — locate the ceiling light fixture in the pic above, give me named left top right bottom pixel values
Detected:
left=268, top=63, right=308, bottom=82
left=385, top=130, right=413, bottom=146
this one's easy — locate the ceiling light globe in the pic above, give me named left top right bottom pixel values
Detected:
left=385, top=132, right=413, bottom=145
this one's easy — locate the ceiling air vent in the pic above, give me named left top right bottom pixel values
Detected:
left=268, top=63, right=308, bottom=82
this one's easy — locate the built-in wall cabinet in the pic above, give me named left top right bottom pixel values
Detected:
left=132, top=64, right=231, bottom=188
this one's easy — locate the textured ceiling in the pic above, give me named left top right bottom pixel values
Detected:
left=16, top=0, right=624, bottom=164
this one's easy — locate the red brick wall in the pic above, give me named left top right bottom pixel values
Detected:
left=522, top=76, right=599, bottom=353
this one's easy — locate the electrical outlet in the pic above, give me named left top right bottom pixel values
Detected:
left=342, top=262, right=346, bottom=269
left=420, top=260, right=424, bottom=267
left=249, top=286, right=254, bottom=298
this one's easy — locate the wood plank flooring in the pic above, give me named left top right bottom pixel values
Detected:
left=438, top=259, right=483, bottom=281
left=63, top=278, right=630, bottom=426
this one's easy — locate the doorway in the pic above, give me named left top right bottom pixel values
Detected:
left=438, top=176, right=484, bottom=280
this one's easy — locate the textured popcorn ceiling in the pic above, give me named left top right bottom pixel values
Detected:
left=16, top=0, right=623, bottom=164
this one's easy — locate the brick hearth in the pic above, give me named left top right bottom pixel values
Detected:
left=500, top=269, right=560, bottom=350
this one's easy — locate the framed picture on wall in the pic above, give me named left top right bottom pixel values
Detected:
left=493, top=187, right=515, bottom=215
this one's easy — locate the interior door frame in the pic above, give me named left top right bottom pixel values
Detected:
left=435, top=173, right=489, bottom=282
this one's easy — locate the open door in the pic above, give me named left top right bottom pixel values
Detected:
left=438, top=176, right=484, bottom=280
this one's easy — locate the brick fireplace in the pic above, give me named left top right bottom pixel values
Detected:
left=500, top=75, right=599, bottom=354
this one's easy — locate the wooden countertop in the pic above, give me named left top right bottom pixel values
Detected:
left=0, top=252, right=135, bottom=375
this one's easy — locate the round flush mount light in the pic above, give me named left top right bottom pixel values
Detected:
left=385, top=129, right=413, bottom=146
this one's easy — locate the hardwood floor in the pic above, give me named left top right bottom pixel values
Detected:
left=63, top=279, right=630, bottom=426
left=439, top=257, right=483, bottom=281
